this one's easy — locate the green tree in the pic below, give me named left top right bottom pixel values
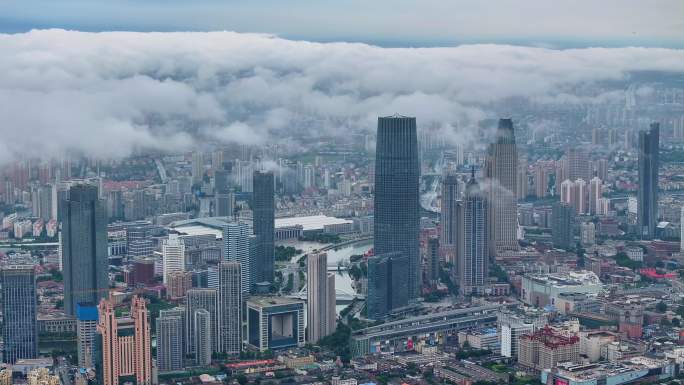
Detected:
left=656, top=301, right=667, bottom=313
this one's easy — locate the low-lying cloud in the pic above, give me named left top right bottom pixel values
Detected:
left=1, top=29, right=683, bottom=163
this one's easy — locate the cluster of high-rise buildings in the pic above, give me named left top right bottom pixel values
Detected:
left=0, top=97, right=677, bottom=385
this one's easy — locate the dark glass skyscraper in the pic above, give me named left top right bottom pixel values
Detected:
left=373, top=115, right=420, bottom=301
left=1, top=265, right=37, bottom=364
left=552, top=202, right=575, bottom=249
left=252, top=171, right=275, bottom=285
left=367, top=252, right=408, bottom=319
left=637, top=122, right=660, bottom=240
left=61, top=184, right=109, bottom=316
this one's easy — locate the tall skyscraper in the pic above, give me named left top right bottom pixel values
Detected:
left=552, top=202, right=575, bottom=250
left=440, top=171, right=461, bottom=265
left=185, top=288, right=218, bottom=357
left=253, top=170, right=275, bottom=285
left=61, top=184, right=108, bottom=316
left=638, top=122, right=660, bottom=239
left=214, top=168, right=231, bottom=193
left=575, top=178, right=588, bottom=214
left=215, top=191, right=235, bottom=217
left=374, top=115, right=420, bottom=301
left=76, top=303, right=98, bottom=368
left=194, top=309, right=213, bottom=366
left=458, top=170, right=489, bottom=295
left=223, top=222, right=251, bottom=294
left=589, top=177, right=602, bottom=215
left=96, top=296, right=152, bottom=385
left=485, top=118, right=519, bottom=255
left=218, top=261, right=242, bottom=355
left=307, top=252, right=335, bottom=343
left=681, top=206, right=684, bottom=252
left=426, top=236, right=440, bottom=285
left=367, top=252, right=409, bottom=319
left=191, top=151, right=204, bottom=184
left=1, top=265, right=37, bottom=364
left=162, top=234, right=185, bottom=284
left=156, top=313, right=184, bottom=372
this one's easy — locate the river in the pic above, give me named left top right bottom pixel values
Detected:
left=279, top=238, right=373, bottom=314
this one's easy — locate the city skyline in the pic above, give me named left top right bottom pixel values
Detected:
left=1, top=3, right=684, bottom=385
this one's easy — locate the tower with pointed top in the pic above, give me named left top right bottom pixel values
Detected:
left=458, top=168, right=489, bottom=295
left=485, top=118, right=519, bottom=257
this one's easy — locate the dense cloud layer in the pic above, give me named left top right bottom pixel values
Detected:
left=1, top=29, right=684, bottom=163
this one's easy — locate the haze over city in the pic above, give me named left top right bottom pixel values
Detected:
left=0, top=2, right=683, bottom=385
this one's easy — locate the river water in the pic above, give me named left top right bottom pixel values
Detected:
left=280, top=238, right=373, bottom=314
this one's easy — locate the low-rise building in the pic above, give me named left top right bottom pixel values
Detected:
left=458, top=328, right=499, bottom=352
left=541, top=357, right=675, bottom=385
left=521, top=271, right=602, bottom=308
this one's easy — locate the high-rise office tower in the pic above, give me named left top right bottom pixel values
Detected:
left=156, top=313, right=184, bottom=372
left=367, top=252, right=409, bottom=319
left=440, top=172, right=460, bottom=265
left=218, top=261, right=242, bottom=355
left=1, top=265, right=37, bottom=364
left=374, top=115, right=420, bottom=301
left=76, top=303, right=98, bottom=368
left=458, top=170, right=489, bottom=295
left=552, top=202, right=575, bottom=249
left=223, top=222, right=251, bottom=294
left=194, top=309, right=213, bottom=366
left=680, top=206, right=684, bottom=252
left=307, top=253, right=335, bottom=343
left=426, top=236, right=440, bottom=285
left=162, top=234, right=185, bottom=284
left=191, top=151, right=204, bottom=184
left=215, top=191, right=235, bottom=217
left=253, top=170, right=275, bottom=285
left=214, top=168, right=231, bottom=193
left=185, top=288, right=218, bottom=356
left=638, top=123, right=660, bottom=239
left=61, top=184, right=108, bottom=316
left=485, top=118, right=519, bottom=256
left=96, top=296, right=152, bottom=385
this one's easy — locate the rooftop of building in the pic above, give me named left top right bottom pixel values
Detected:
left=524, top=270, right=601, bottom=287
left=521, top=326, right=579, bottom=347
left=275, top=215, right=352, bottom=231
left=552, top=356, right=671, bottom=381
left=168, top=214, right=352, bottom=239
left=247, top=296, right=304, bottom=308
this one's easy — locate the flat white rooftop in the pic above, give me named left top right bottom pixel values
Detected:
left=275, top=215, right=352, bottom=232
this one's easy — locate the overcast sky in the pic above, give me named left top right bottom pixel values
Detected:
left=1, top=0, right=683, bottom=47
